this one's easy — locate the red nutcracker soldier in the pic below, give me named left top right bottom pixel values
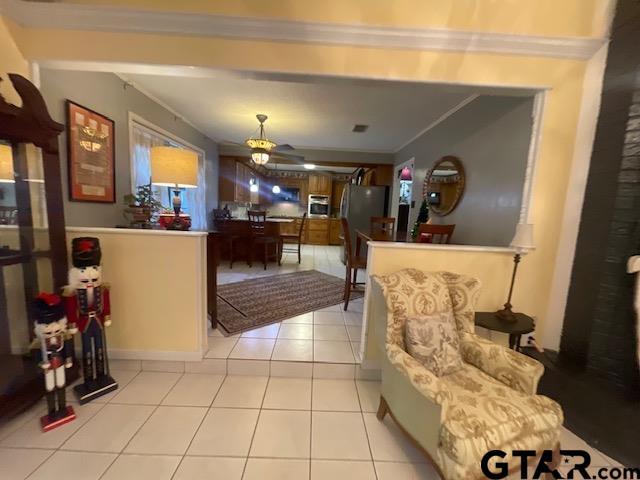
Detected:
left=63, top=237, right=118, bottom=404
left=32, top=293, right=77, bottom=432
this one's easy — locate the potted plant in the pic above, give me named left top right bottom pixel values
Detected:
left=123, top=183, right=163, bottom=227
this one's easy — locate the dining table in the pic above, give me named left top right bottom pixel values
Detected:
left=355, top=229, right=409, bottom=258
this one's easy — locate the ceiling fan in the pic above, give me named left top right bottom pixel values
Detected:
left=227, top=114, right=304, bottom=166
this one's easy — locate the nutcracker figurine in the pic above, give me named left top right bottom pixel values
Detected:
left=32, top=292, right=77, bottom=432
left=63, top=237, right=117, bottom=404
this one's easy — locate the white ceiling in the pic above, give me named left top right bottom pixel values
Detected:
left=120, top=69, right=486, bottom=153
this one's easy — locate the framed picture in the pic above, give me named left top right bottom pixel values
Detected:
left=66, top=100, right=115, bottom=203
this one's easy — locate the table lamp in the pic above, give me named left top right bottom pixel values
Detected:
left=0, top=144, right=15, bottom=183
left=496, top=223, right=535, bottom=323
left=150, top=146, right=198, bottom=229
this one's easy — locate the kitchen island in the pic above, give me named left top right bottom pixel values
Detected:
left=212, top=217, right=294, bottom=265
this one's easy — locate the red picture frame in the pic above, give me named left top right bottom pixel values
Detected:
left=66, top=100, right=115, bottom=203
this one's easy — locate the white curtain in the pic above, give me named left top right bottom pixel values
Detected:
left=131, top=123, right=206, bottom=230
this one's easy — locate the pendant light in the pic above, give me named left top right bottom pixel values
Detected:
left=272, top=162, right=281, bottom=194
left=245, top=114, right=276, bottom=166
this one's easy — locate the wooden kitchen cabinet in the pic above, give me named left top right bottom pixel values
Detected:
left=329, top=218, right=342, bottom=245
left=219, top=155, right=265, bottom=204
left=331, top=180, right=347, bottom=210
left=235, top=162, right=250, bottom=203
left=308, top=174, right=332, bottom=196
left=305, top=218, right=329, bottom=245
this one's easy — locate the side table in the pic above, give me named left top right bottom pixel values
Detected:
left=474, top=312, right=535, bottom=351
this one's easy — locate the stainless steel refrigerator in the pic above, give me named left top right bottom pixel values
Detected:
left=339, top=184, right=389, bottom=264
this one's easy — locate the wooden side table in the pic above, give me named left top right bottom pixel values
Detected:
left=474, top=312, right=535, bottom=351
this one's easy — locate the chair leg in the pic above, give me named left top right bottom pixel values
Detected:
left=297, top=241, right=301, bottom=264
left=344, top=267, right=352, bottom=311
left=277, top=242, right=281, bottom=266
left=542, top=443, right=561, bottom=480
left=263, top=243, right=267, bottom=270
left=229, top=238, right=234, bottom=269
left=352, top=268, right=358, bottom=288
left=376, top=396, right=389, bottom=421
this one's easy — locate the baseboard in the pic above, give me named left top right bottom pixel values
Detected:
left=107, top=348, right=204, bottom=362
left=359, top=359, right=381, bottom=371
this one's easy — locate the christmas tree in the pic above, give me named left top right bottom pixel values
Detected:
left=410, top=198, right=429, bottom=240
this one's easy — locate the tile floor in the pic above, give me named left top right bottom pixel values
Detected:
left=0, top=371, right=623, bottom=480
left=211, top=245, right=365, bottom=363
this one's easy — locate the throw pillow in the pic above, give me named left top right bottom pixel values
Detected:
left=404, top=312, right=463, bottom=376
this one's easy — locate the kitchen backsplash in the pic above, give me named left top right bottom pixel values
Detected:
left=222, top=201, right=307, bottom=219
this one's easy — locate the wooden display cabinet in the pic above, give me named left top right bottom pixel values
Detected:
left=0, top=73, right=78, bottom=419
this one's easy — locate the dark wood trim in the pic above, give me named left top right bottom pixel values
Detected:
left=65, top=99, right=116, bottom=204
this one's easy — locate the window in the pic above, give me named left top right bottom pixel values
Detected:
left=130, top=119, right=206, bottom=230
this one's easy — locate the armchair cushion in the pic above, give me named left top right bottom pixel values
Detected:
left=405, top=312, right=463, bottom=377
left=459, top=332, right=544, bottom=395
left=439, top=363, right=563, bottom=468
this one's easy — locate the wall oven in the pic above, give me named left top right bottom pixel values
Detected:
left=308, top=195, right=329, bottom=218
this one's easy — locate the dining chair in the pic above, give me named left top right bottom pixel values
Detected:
left=340, top=217, right=367, bottom=311
left=279, top=213, right=307, bottom=264
left=417, top=223, right=456, bottom=244
left=248, top=210, right=281, bottom=270
left=370, top=216, right=396, bottom=233
left=214, top=218, right=245, bottom=269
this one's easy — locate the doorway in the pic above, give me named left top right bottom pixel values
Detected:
left=393, top=158, right=414, bottom=236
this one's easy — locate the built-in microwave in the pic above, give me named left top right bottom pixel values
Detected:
left=308, top=195, right=329, bottom=218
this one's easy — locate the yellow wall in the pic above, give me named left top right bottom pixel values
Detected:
left=2, top=1, right=612, bottom=347
left=65, top=228, right=207, bottom=359
left=0, top=16, right=29, bottom=105
left=56, top=0, right=612, bottom=37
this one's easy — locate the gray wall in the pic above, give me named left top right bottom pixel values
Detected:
left=394, top=95, right=534, bottom=246
left=39, top=69, right=219, bottom=228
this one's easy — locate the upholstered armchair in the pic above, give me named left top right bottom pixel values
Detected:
left=370, top=269, right=563, bottom=480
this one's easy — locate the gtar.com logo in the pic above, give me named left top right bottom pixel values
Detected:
left=481, top=449, right=639, bottom=479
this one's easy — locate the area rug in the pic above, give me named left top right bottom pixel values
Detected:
left=216, top=270, right=363, bottom=335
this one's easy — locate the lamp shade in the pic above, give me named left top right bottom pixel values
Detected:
left=400, top=166, right=412, bottom=181
left=510, top=223, right=535, bottom=253
left=0, top=144, right=15, bottom=183
left=150, top=146, right=198, bottom=188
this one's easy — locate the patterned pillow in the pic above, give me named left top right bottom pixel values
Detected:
left=404, top=312, right=463, bottom=377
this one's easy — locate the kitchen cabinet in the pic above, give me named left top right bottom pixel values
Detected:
left=219, top=156, right=265, bottom=204
left=329, top=218, right=342, bottom=245
left=305, top=218, right=329, bottom=245
left=308, top=174, right=332, bottom=196
left=331, top=180, right=347, bottom=210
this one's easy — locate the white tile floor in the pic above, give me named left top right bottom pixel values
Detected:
left=0, top=371, right=622, bottom=480
left=211, top=245, right=365, bottom=364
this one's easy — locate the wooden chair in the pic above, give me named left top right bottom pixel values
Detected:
left=416, top=223, right=455, bottom=244
left=215, top=218, right=245, bottom=269
left=370, top=216, right=396, bottom=233
left=279, top=213, right=307, bottom=264
left=248, top=210, right=281, bottom=270
left=340, top=217, right=367, bottom=311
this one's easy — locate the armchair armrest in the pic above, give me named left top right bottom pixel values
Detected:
left=459, top=332, right=544, bottom=395
left=386, top=343, right=452, bottom=405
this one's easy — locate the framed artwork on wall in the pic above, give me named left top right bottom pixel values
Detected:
left=66, top=100, right=115, bottom=203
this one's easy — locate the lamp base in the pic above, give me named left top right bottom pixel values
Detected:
left=495, top=305, right=517, bottom=323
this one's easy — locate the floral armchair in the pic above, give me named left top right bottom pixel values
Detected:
left=370, top=269, right=563, bottom=480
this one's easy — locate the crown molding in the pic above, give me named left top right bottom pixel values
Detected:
left=2, top=0, right=606, bottom=60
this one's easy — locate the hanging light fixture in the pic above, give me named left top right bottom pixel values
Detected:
left=245, top=114, right=276, bottom=166
left=400, top=166, right=412, bottom=181
left=272, top=162, right=281, bottom=194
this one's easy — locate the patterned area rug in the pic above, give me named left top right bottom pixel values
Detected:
left=216, top=270, right=363, bottom=335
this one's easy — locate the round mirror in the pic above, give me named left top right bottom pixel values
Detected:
left=423, top=156, right=465, bottom=216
